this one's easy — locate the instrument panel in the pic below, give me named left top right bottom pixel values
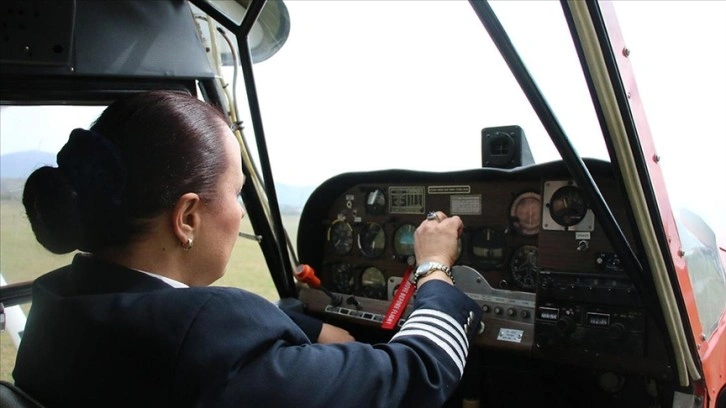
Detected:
left=297, top=159, right=670, bottom=377
left=325, top=181, right=544, bottom=295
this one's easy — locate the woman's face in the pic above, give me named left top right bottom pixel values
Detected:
left=193, top=122, right=246, bottom=285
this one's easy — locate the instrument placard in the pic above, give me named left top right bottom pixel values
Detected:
left=389, top=186, right=425, bottom=214
left=451, top=195, right=482, bottom=215
left=497, top=328, right=524, bottom=343
left=428, top=185, right=471, bottom=194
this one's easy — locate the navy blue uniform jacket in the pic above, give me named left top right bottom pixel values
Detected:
left=14, top=254, right=483, bottom=407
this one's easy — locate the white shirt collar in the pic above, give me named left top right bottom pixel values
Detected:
left=137, top=270, right=188, bottom=288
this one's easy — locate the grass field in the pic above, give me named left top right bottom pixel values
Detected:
left=0, top=198, right=300, bottom=382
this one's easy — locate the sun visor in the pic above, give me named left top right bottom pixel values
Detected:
left=1, top=0, right=215, bottom=80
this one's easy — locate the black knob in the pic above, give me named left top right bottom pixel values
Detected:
left=609, top=323, right=626, bottom=341
left=556, top=317, right=574, bottom=333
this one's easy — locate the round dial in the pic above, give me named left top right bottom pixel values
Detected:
left=327, top=219, right=353, bottom=255
left=365, top=188, right=386, bottom=215
left=393, top=224, right=416, bottom=257
left=470, top=227, right=507, bottom=270
left=357, top=222, right=386, bottom=258
left=360, top=266, right=387, bottom=299
left=510, top=192, right=542, bottom=236
left=331, top=263, right=356, bottom=294
left=509, top=245, right=539, bottom=291
left=548, top=185, right=588, bottom=227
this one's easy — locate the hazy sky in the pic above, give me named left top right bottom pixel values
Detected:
left=608, top=1, right=726, bottom=239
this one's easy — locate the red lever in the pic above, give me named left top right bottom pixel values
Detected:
left=295, top=264, right=321, bottom=288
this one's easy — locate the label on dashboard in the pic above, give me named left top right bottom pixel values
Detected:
left=465, top=292, right=535, bottom=308
left=450, top=195, right=481, bottom=215
left=389, top=186, right=426, bottom=214
left=575, top=232, right=591, bottom=240
left=428, top=185, right=471, bottom=194
left=497, top=328, right=524, bottom=343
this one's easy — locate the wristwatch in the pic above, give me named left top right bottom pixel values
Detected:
left=410, top=261, right=455, bottom=286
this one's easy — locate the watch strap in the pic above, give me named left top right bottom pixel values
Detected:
left=411, top=262, right=455, bottom=286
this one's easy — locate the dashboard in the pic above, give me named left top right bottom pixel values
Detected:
left=297, top=159, right=672, bottom=380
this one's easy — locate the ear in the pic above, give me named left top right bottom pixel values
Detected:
left=172, top=192, right=202, bottom=247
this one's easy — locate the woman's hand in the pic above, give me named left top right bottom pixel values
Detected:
left=413, top=211, right=463, bottom=268
left=317, top=323, right=355, bottom=344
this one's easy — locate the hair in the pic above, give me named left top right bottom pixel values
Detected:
left=23, top=90, right=230, bottom=254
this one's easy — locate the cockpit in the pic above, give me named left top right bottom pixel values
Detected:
left=1, top=1, right=724, bottom=407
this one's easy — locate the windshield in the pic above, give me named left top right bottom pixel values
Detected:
left=229, top=0, right=724, bottom=241
left=238, top=1, right=601, bottom=182
left=612, top=1, right=726, bottom=243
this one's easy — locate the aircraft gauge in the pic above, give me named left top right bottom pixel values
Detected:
left=358, top=222, right=386, bottom=258
left=509, top=245, right=539, bottom=291
left=365, top=188, right=386, bottom=215
left=548, top=185, right=587, bottom=227
left=510, top=192, right=542, bottom=236
left=360, top=266, right=387, bottom=299
left=327, top=219, right=353, bottom=255
left=393, top=224, right=416, bottom=257
left=470, top=227, right=507, bottom=270
left=331, top=263, right=356, bottom=294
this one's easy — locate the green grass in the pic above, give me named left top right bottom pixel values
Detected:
left=0, top=198, right=300, bottom=382
left=0, top=200, right=76, bottom=283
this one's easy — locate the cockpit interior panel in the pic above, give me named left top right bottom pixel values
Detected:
left=298, top=159, right=671, bottom=380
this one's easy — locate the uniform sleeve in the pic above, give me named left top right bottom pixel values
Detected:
left=173, top=283, right=482, bottom=408
left=282, top=309, right=323, bottom=342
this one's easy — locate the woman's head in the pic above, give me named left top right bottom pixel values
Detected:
left=23, top=91, right=234, bottom=254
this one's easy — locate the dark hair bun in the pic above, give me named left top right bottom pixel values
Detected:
left=23, top=166, right=84, bottom=254
left=22, top=91, right=229, bottom=255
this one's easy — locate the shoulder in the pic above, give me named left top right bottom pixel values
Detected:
left=33, top=264, right=71, bottom=285
left=180, top=286, right=277, bottom=310
left=137, top=286, right=281, bottom=321
left=168, top=287, right=296, bottom=332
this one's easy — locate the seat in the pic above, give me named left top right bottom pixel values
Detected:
left=0, top=381, right=44, bottom=408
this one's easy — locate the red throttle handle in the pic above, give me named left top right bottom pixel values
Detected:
left=294, top=264, right=341, bottom=306
left=295, top=264, right=321, bottom=288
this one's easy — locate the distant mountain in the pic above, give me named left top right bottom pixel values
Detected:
left=0, top=150, right=314, bottom=211
left=0, top=151, right=56, bottom=179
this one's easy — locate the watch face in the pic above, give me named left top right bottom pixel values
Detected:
left=416, top=261, right=434, bottom=273
left=412, top=261, right=450, bottom=285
